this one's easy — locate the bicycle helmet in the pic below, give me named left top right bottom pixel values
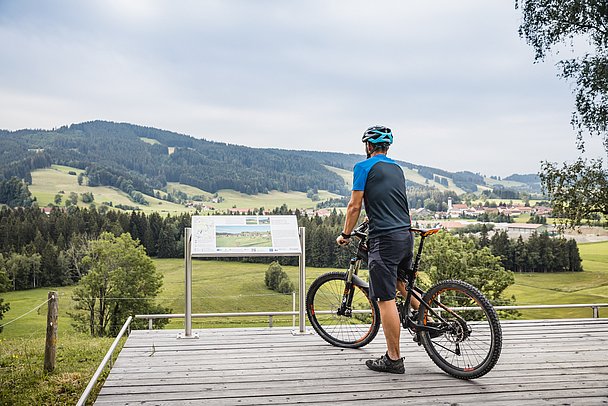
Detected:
left=362, top=126, right=393, bottom=145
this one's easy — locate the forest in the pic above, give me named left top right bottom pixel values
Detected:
left=0, top=206, right=583, bottom=293
left=0, top=121, right=348, bottom=197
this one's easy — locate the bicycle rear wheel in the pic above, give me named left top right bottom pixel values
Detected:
left=306, top=272, right=380, bottom=348
left=419, top=279, right=502, bottom=379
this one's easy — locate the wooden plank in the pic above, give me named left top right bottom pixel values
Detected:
left=102, top=365, right=608, bottom=387
left=94, top=381, right=608, bottom=404
left=98, top=372, right=608, bottom=396
left=94, top=319, right=608, bottom=405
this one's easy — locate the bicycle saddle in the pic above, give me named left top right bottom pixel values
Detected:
left=410, top=227, right=442, bottom=237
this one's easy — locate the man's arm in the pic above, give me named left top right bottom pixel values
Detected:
left=336, top=190, right=364, bottom=245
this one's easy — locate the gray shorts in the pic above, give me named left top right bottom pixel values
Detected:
left=368, top=230, right=414, bottom=301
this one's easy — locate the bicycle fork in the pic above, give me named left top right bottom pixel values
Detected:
left=337, top=258, right=361, bottom=317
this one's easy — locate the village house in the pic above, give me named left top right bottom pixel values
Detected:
left=437, top=220, right=468, bottom=231
left=507, top=223, right=550, bottom=234
left=534, top=206, right=553, bottom=216
left=411, top=207, right=434, bottom=219
left=228, top=208, right=253, bottom=215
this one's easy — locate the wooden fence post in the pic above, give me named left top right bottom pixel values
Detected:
left=44, top=291, right=58, bottom=373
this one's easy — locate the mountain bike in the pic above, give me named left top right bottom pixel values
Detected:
left=305, top=221, right=502, bottom=379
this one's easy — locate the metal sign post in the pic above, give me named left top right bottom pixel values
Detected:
left=294, top=226, right=309, bottom=335
left=178, top=228, right=198, bottom=339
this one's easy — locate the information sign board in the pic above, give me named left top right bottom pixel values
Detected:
left=191, top=215, right=301, bottom=257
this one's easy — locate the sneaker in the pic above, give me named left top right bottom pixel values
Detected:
left=365, top=352, right=405, bottom=374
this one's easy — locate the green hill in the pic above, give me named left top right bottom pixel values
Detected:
left=1, top=120, right=543, bottom=209
left=29, top=165, right=341, bottom=213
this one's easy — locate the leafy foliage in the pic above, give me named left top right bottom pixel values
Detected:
left=517, top=0, right=608, bottom=149
left=70, top=233, right=170, bottom=336
left=3, top=253, right=42, bottom=290
left=540, top=158, right=608, bottom=227
left=517, top=0, right=608, bottom=226
left=264, top=261, right=294, bottom=294
left=417, top=232, right=517, bottom=310
left=490, top=231, right=583, bottom=273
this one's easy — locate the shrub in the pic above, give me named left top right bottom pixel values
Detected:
left=265, top=261, right=294, bottom=293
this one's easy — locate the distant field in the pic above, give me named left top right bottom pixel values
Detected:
left=168, top=182, right=339, bottom=211
left=30, top=166, right=195, bottom=215
left=483, top=177, right=529, bottom=189
left=202, top=189, right=342, bottom=211
left=324, top=165, right=352, bottom=189
left=139, top=137, right=161, bottom=145
left=166, top=182, right=213, bottom=199
left=505, top=240, right=608, bottom=318
left=29, top=166, right=344, bottom=215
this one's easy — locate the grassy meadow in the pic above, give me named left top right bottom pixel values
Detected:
left=29, top=166, right=341, bottom=215
left=504, top=241, right=608, bottom=318
left=30, top=165, right=194, bottom=215
left=1, top=240, right=606, bottom=337
left=1, top=240, right=606, bottom=405
left=1, top=241, right=606, bottom=338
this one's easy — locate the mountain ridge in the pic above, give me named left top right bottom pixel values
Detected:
left=0, top=120, right=541, bottom=197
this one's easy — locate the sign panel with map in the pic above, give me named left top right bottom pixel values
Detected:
left=191, top=215, right=301, bottom=257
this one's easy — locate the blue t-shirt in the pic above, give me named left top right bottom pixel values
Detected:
left=353, top=154, right=411, bottom=238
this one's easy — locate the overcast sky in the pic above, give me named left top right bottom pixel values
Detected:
left=0, top=0, right=603, bottom=177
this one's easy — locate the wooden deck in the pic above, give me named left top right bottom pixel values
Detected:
left=96, top=318, right=608, bottom=405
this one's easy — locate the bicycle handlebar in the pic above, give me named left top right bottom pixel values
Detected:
left=348, top=221, right=442, bottom=240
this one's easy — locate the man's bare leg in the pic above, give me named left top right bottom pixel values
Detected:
left=377, top=299, right=401, bottom=360
left=396, top=279, right=420, bottom=310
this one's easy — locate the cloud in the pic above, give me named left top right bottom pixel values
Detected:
left=0, top=0, right=592, bottom=176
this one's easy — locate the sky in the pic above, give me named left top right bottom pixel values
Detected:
left=0, top=0, right=604, bottom=177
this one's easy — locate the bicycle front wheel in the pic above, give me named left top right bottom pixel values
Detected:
left=306, top=272, right=380, bottom=348
left=419, top=279, right=502, bottom=379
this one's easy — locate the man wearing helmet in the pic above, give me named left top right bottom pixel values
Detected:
left=336, top=125, right=413, bottom=374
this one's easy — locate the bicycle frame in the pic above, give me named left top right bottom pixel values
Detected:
left=340, top=224, right=464, bottom=336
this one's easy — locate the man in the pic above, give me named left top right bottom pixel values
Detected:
left=336, top=125, right=413, bottom=374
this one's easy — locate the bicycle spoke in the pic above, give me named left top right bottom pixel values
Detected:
left=420, top=280, right=502, bottom=378
left=307, top=272, right=379, bottom=347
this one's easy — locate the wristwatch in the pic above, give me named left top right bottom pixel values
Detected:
left=340, top=232, right=351, bottom=239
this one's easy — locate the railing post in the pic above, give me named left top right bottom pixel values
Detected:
left=44, top=291, right=58, bottom=373
left=292, top=291, right=296, bottom=328
left=298, top=227, right=306, bottom=333
left=148, top=318, right=153, bottom=330
left=185, top=227, right=192, bottom=336
left=592, top=306, right=599, bottom=318
left=269, top=315, right=273, bottom=328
